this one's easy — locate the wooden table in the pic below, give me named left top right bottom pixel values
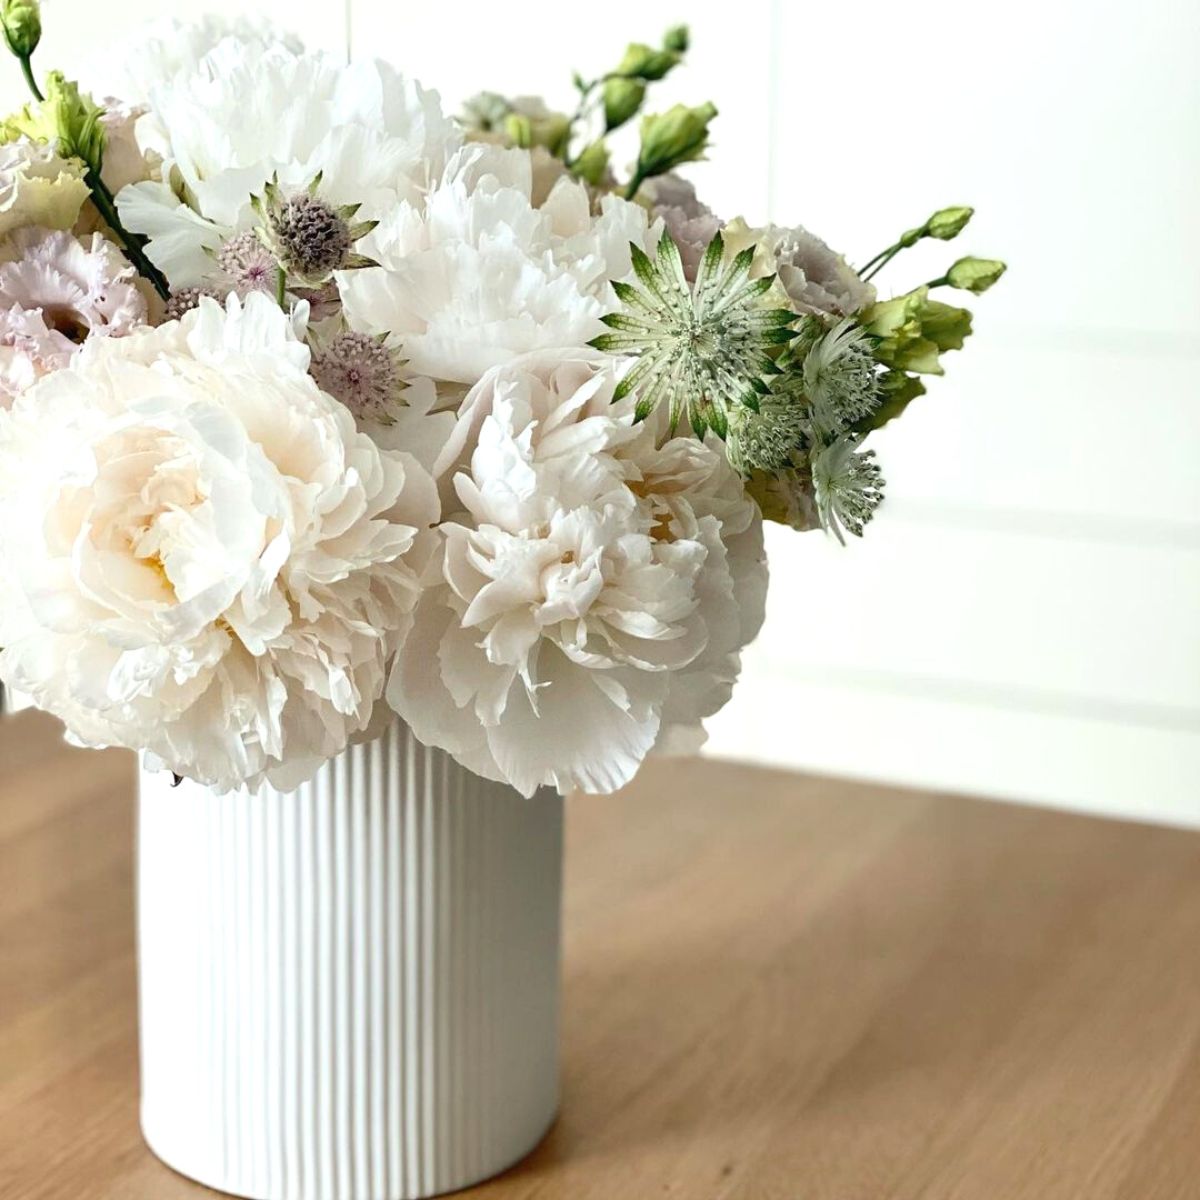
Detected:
left=3, top=709, right=1200, bottom=1200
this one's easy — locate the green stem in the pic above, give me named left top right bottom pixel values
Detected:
left=18, top=54, right=42, bottom=102
left=856, top=245, right=895, bottom=277
left=624, top=167, right=647, bottom=201
left=861, top=245, right=904, bottom=283
left=275, top=265, right=287, bottom=309
left=923, top=274, right=950, bottom=289
left=85, top=170, right=170, bottom=300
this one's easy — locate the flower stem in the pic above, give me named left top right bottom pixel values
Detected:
left=624, top=167, right=647, bottom=201
left=18, top=54, right=42, bottom=102
left=860, top=245, right=904, bottom=283
left=923, top=274, right=950, bottom=289
left=85, top=169, right=171, bottom=300
left=275, top=265, right=287, bottom=309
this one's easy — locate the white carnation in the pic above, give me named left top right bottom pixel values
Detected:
left=386, top=348, right=766, bottom=797
left=116, top=35, right=461, bottom=287
left=0, top=293, right=439, bottom=792
left=339, top=143, right=658, bottom=388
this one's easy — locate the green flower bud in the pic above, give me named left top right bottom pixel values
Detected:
left=503, top=112, right=532, bottom=149
left=635, top=101, right=717, bottom=179
left=945, top=255, right=1006, bottom=294
left=926, top=205, right=974, bottom=240
left=1, top=0, right=40, bottom=59
left=603, top=77, right=645, bottom=132
left=863, top=286, right=972, bottom=376
left=573, top=139, right=610, bottom=186
left=4, top=72, right=106, bottom=173
left=662, top=24, right=689, bottom=53
left=614, top=41, right=680, bottom=81
left=501, top=107, right=569, bottom=155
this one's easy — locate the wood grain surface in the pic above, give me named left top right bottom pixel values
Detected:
left=2, top=708, right=1200, bottom=1199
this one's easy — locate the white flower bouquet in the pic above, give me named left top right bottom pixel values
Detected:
left=0, top=6, right=1004, bottom=799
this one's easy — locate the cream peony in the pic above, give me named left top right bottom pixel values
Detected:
left=0, top=293, right=439, bottom=792
left=386, top=348, right=766, bottom=797
left=339, top=143, right=658, bottom=389
left=116, top=35, right=460, bottom=287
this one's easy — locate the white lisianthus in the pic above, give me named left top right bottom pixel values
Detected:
left=339, top=143, right=658, bottom=388
left=0, top=293, right=439, bottom=792
left=116, top=35, right=460, bottom=287
left=0, top=138, right=90, bottom=239
left=723, top=216, right=875, bottom=318
left=386, top=348, right=766, bottom=797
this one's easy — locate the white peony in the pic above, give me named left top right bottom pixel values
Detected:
left=386, top=348, right=766, bottom=797
left=339, top=143, right=658, bottom=389
left=0, top=293, right=439, bottom=792
left=90, top=16, right=305, bottom=107
left=116, top=35, right=461, bottom=288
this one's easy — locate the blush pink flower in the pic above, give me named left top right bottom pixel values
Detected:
left=0, top=227, right=148, bottom=403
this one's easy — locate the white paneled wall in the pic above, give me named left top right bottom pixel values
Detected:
left=0, top=2, right=1195, bottom=824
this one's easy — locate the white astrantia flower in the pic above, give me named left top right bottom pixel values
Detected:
left=339, top=143, right=658, bottom=389
left=116, top=35, right=461, bottom=288
left=723, top=216, right=875, bottom=319
left=387, top=348, right=766, bottom=797
left=0, top=292, right=439, bottom=793
left=0, top=226, right=148, bottom=403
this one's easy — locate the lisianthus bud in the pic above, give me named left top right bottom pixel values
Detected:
left=945, top=255, right=1006, bottom=294
left=864, top=285, right=972, bottom=375
left=636, top=102, right=717, bottom=179
left=573, top=139, right=610, bottom=186
left=614, top=42, right=680, bottom=82
left=663, top=25, right=689, bottom=53
left=504, top=106, right=569, bottom=155
left=604, top=77, right=645, bottom=131
left=3, top=72, right=105, bottom=174
left=926, top=205, right=974, bottom=240
left=0, top=0, right=40, bottom=59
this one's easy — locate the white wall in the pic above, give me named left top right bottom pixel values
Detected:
left=2, top=1, right=1196, bottom=824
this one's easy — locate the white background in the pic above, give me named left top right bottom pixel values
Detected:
left=6, top=0, right=1199, bottom=825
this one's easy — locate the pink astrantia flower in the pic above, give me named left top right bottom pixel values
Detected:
left=0, top=226, right=148, bottom=403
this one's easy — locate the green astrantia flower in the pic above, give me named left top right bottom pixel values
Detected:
left=726, top=397, right=807, bottom=474
left=590, top=231, right=795, bottom=439
left=811, top=435, right=885, bottom=543
left=799, top=318, right=881, bottom=436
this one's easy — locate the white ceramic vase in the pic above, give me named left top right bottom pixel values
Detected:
left=137, top=716, right=563, bottom=1200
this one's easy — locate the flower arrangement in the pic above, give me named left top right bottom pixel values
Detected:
left=0, top=5, right=1004, bottom=797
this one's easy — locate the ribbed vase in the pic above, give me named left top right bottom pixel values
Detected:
left=137, top=717, right=563, bottom=1200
